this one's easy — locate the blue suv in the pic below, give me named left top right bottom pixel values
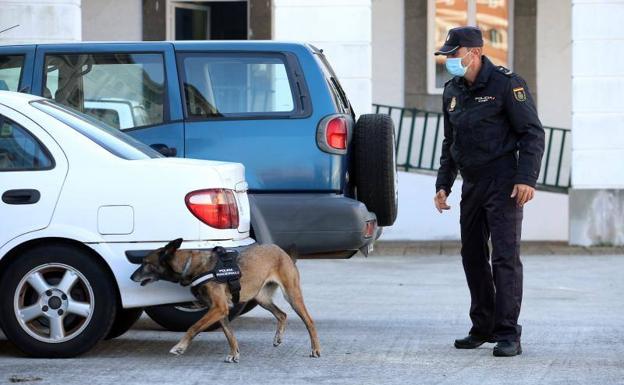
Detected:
left=0, top=41, right=397, bottom=331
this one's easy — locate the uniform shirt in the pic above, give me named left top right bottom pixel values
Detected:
left=435, top=55, right=545, bottom=195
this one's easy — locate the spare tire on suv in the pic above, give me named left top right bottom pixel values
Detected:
left=352, top=114, right=398, bottom=227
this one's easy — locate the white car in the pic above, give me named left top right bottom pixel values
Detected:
left=0, top=91, right=254, bottom=357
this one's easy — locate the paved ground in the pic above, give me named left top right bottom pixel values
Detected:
left=1, top=252, right=623, bottom=385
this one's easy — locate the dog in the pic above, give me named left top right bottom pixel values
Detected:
left=130, top=238, right=321, bottom=362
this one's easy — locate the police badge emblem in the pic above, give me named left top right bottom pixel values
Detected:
left=448, top=96, right=457, bottom=112
left=513, top=87, right=527, bottom=102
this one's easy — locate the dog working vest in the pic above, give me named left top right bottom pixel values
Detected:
left=190, top=250, right=242, bottom=304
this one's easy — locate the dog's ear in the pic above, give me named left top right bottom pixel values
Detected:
left=212, top=246, right=227, bottom=258
left=160, top=238, right=183, bottom=263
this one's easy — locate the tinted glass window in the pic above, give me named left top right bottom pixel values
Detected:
left=0, top=55, right=24, bottom=92
left=43, top=53, right=165, bottom=130
left=181, top=54, right=295, bottom=118
left=0, top=117, right=52, bottom=171
left=31, top=100, right=162, bottom=160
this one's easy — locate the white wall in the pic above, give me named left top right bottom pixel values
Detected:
left=371, top=0, right=404, bottom=107
left=381, top=172, right=569, bottom=241
left=82, top=0, right=142, bottom=41
left=0, top=0, right=81, bottom=43
left=571, top=0, right=624, bottom=189
left=272, top=0, right=372, bottom=115
left=536, top=0, right=572, bottom=129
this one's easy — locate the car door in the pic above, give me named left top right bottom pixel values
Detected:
left=31, top=43, right=184, bottom=157
left=0, top=104, right=68, bottom=248
left=0, top=45, right=35, bottom=93
left=175, top=46, right=342, bottom=191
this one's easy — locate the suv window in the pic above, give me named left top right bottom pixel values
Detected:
left=43, top=53, right=166, bottom=130
left=0, top=55, right=24, bottom=92
left=179, top=53, right=295, bottom=118
left=32, top=100, right=162, bottom=160
left=0, top=116, right=53, bottom=171
left=315, top=53, right=352, bottom=115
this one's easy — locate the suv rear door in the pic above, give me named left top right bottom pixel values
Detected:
left=175, top=44, right=342, bottom=192
left=31, top=43, right=184, bottom=157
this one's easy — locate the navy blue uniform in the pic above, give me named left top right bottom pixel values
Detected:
left=435, top=56, right=545, bottom=342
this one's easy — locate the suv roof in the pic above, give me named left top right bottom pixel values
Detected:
left=0, top=40, right=318, bottom=53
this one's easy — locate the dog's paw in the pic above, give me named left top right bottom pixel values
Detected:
left=309, top=349, right=321, bottom=358
left=273, top=334, right=282, bottom=347
left=169, top=343, right=187, bottom=356
left=224, top=353, right=240, bottom=363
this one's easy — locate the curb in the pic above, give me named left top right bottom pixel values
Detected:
left=372, top=241, right=624, bottom=256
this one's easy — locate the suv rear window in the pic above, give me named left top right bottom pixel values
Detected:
left=179, top=53, right=296, bottom=118
left=43, top=53, right=166, bottom=130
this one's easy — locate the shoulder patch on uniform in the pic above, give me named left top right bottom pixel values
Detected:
left=496, top=66, right=513, bottom=77
left=513, top=87, right=527, bottom=102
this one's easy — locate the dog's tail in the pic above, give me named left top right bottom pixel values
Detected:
left=284, top=244, right=299, bottom=264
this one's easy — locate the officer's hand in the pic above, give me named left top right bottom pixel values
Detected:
left=434, top=189, right=451, bottom=213
left=510, top=184, right=535, bottom=207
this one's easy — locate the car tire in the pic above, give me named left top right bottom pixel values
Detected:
left=0, top=244, right=117, bottom=358
left=104, top=307, right=143, bottom=340
left=145, top=300, right=250, bottom=332
left=352, top=113, right=398, bottom=226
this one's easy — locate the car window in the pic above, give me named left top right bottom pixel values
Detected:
left=31, top=100, right=163, bottom=160
left=43, top=53, right=165, bottom=130
left=315, top=53, right=352, bottom=114
left=180, top=53, right=295, bottom=118
left=0, top=116, right=53, bottom=171
left=0, top=55, right=24, bottom=92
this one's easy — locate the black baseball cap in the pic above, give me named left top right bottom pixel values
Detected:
left=434, top=26, right=484, bottom=56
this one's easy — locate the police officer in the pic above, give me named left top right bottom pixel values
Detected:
left=433, top=26, right=545, bottom=357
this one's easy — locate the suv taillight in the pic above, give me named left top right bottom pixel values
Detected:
left=326, top=117, right=347, bottom=150
left=185, top=189, right=239, bottom=229
left=317, top=114, right=350, bottom=154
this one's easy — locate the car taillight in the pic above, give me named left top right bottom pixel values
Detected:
left=326, top=116, right=347, bottom=150
left=364, top=219, right=376, bottom=238
left=185, top=189, right=239, bottom=229
left=317, top=114, right=350, bottom=154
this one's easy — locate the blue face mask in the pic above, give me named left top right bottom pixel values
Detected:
left=445, top=51, right=472, bottom=77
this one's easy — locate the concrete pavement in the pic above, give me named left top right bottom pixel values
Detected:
left=1, top=253, right=623, bottom=385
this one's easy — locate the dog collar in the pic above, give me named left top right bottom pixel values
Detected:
left=181, top=257, right=193, bottom=280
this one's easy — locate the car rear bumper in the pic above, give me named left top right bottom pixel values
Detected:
left=249, top=193, right=380, bottom=258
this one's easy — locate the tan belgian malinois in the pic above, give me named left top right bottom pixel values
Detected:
left=131, top=239, right=321, bottom=362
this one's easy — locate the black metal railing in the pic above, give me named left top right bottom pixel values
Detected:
left=373, top=104, right=571, bottom=193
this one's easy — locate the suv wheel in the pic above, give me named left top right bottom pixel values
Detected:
left=0, top=244, right=117, bottom=357
left=353, top=113, right=398, bottom=226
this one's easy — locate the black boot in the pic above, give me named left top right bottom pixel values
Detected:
left=493, top=341, right=522, bottom=357
left=454, top=335, right=495, bottom=349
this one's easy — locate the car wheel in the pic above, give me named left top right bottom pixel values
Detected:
left=353, top=113, right=398, bottom=226
left=0, top=244, right=117, bottom=357
left=104, top=307, right=143, bottom=340
left=145, top=300, right=250, bottom=332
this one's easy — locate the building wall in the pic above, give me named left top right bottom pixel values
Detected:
left=372, top=0, right=404, bottom=107
left=536, top=0, right=571, bottom=128
left=381, top=172, right=569, bottom=241
left=569, top=0, right=624, bottom=246
left=272, top=0, right=372, bottom=115
left=0, top=0, right=81, bottom=43
left=82, top=0, right=142, bottom=41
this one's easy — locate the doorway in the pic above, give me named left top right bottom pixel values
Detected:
left=168, top=1, right=248, bottom=40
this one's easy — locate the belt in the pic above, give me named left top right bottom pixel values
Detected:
left=459, top=153, right=517, bottom=182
